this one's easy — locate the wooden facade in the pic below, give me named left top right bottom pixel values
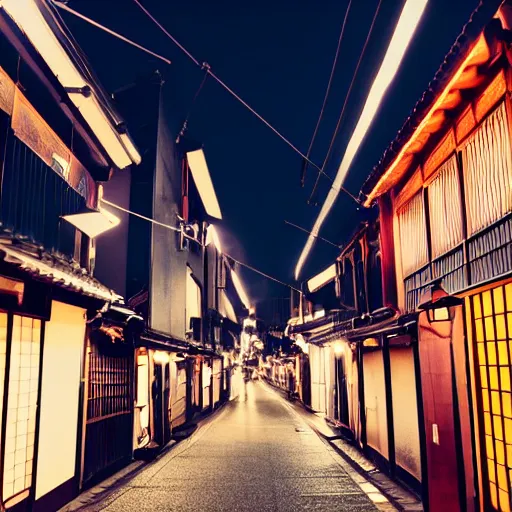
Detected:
left=358, top=3, right=512, bottom=510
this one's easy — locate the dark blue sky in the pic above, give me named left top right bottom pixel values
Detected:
left=64, top=0, right=481, bottom=316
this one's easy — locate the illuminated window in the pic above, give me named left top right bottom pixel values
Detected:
left=471, top=283, right=512, bottom=511
left=3, top=316, right=41, bottom=501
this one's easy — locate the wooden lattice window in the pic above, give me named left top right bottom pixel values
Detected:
left=87, top=342, right=132, bottom=422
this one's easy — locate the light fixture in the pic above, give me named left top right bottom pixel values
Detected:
left=62, top=206, right=120, bottom=238
left=186, top=149, right=222, bottom=220
left=1, top=0, right=141, bottom=169
left=153, top=351, right=169, bottom=365
left=363, top=337, right=380, bottom=348
left=307, top=264, right=337, bottom=293
left=232, top=269, right=250, bottom=310
left=418, top=294, right=462, bottom=323
left=69, top=93, right=132, bottom=169
left=294, top=0, right=428, bottom=279
left=333, top=341, right=344, bottom=355
left=205, top=225, right=222, bottom=253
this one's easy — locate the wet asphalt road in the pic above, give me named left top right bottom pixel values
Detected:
left=98, top=381, right=384, bottom=511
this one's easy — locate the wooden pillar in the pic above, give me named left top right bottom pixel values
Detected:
left=378, top=194, right=398, bottom=308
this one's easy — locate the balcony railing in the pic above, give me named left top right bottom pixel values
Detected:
left=404, top=213, right=512, bottom=311
left=1, top=132, right=86, bottom=260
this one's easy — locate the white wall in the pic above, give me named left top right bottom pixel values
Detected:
left=390, top=347, right=421, bottom=480
left=36, top=302, right=85, bottom=500
left=363, top=350, right=388, bottom=459
left=310, top=345, right=326, bottom=413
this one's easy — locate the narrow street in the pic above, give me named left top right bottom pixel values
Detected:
left=83, top=382, right=391, bottom=512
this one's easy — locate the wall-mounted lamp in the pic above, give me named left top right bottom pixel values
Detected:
left=153, top=351, right=169, bottom=365
left=173, top=352, right=186, bottom=363
left=333, top=341, right=344, bottom=355
left=363, top=337, right=380, bottom=348
left=418, top=286, right=463, bottom=323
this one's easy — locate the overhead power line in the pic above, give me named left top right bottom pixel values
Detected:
left=284, top=220, right=341, bottom=249
left=52, top=1, right=172, bottom=65
left=308, top=0, right=383, bottom=204
left=55, top=0, right=360, bottom=205
left=101, top=198, right=300, bottom=292
left=131, top=0, right=360, bottom=205
left=226, top=255, right=301, bottom=293
left=300, top=0, right=353, bottom=187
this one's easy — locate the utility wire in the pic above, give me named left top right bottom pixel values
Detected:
left=52, top=1, right=172, bottom=65
left=176, top=70, right=209, bottom=143
left=132, top=0, right=360, bottom=205
left=132, top=0, right=200, bottom=66
left=227, top=255, right=301, bottom=293
left=284, top=220, right=341, bottom=249
left=308, top=0, right=383, bottom=204
left=300, top=0, right=353, bottom=187
left=101, top=198, right=300, bottom=292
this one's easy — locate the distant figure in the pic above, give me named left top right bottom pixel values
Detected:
left=287, top=362, right=295, bottom=400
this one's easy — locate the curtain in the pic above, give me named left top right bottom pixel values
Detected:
left=462, top=101, right=512, bottom=236
left=428, top=155, right=464, bottom=258
left=397, top=191, right=429, bottom=277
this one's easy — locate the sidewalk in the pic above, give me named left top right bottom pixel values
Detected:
left=62, top=382, right=394, bottom=512
left=265, top=382, right=423, bottom=512
left=59, top=405, right=225, bottom=512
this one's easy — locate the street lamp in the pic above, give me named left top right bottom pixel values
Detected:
left=417, top=283, right=463, bottom=323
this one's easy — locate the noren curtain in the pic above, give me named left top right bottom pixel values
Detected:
left=427, top=155, right=464, bottom=258
left=461, top=101, right=512, bottom=236
left=397, top=191, right=429, bottom=277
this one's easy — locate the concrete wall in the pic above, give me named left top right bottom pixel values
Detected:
left=149, top=89, right=187, bottom=338
left=94, top=169, right=131, bottom=298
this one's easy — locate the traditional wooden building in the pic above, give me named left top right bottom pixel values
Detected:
left=360, top=2, right=512, bottom=510
left=286, top=216, right=423, bottom=496
left=0, top=0, right=141, bottom=509
left=95, top=71, right=248, bottom=457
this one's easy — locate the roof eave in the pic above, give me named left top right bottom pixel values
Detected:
left=361, top=2, right=506, bottom=207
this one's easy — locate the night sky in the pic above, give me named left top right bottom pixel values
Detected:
left=63, top=0, right=480, bottom=320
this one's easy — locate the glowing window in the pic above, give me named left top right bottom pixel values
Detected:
left=471, top=285, right=512, bottom=511
left=3, top=316, right=41, bottom=501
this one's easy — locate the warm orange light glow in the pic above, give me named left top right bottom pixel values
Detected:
left=364, top=33, right=491, bottom=207
left=153, top=351, right=170, bottom=365
left=363, top=337, right=380, bottom=347
left=333, top=342, right=344, bottom=355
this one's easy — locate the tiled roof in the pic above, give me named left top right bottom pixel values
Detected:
left=0, top=238, right=122, bottom=303
left=360, top=0, right=504, bottom=201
